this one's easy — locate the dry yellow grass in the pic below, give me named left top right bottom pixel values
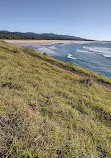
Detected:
left=0, top=40, right=111, bottom=157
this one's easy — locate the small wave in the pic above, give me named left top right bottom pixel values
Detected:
left=83, top=46, right=111, bottom=58
left=62, top=41, right=93, bottom=46
left=49, top=46, right=56, bottom=49
left=77, top=49, right=89, bottom=53
left=63, top=42, right=73, bottom=46
left=37, top=47, right=56, bottom=54
left=102, top=43, right=106, bottom=45
left=67, top=54, right=77, bottom=59
left=103, top=54, right=110, bottom=58
left=73, top=41, right=94, bottom=44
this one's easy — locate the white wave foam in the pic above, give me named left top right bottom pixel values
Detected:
left=74, top=41, right=93, bottom=44
left=83, top=46, right=111, bottom=57
left=37, top=47, right=56, bottom=54
left=103, top=54, right=110, bottom=58
left=62, top=41, right=93, bottom=46
left=63, top=42, right=73, bottom=46
left=102, top=43, right=106, bottom=45
left=67, top=54, right=77, bottom=59
left=49, top=46, right=56, bottom=49
left=77, top=49, right=89, bottom=53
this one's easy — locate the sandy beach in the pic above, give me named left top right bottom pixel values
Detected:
left=4, top=39, right=82, bottom=44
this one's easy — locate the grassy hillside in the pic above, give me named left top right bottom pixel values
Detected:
left=0, top=40, right=111, bottom=158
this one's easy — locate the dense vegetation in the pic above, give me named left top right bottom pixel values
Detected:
left=0, top=40, right=111, bottom=157
left=0, top=31, right=78, bottom=40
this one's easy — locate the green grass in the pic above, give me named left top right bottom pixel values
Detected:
left=0, top=40, right=111, bottom=157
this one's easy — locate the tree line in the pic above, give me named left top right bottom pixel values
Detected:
left=0, top=32, right=74, bottom=40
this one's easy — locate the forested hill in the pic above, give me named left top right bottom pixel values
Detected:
left=0, top=31, right=89, bottom=40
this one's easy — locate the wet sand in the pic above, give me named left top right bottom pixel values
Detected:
left=4, top=39, right=82, bottom=44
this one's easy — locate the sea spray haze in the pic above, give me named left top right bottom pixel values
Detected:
left=18, top=41, right=111, bottom=78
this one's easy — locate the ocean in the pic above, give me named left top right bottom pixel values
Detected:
left=18, top=41, right=111, bottom=78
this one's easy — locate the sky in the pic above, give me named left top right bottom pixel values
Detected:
left=0, top=0, right=111, bottom=40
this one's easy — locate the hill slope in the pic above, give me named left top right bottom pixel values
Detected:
left=0, top=40, right=111, bottom=157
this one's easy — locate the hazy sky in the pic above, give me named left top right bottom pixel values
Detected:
left=0, top=0, right=111, bottom=40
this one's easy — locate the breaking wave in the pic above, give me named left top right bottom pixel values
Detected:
left=67, top=54, right=77, bottom=59
left=77, top=49, right=89, bottom=53
left=83, top=46, right=111, bottom=58
left=38, top=47, right=56, bottom=55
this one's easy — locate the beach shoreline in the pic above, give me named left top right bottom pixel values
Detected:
left=4, top=39, right=87, bottom=44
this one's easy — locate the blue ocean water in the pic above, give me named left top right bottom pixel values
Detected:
left=18, top=41, right=111, bottom=78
